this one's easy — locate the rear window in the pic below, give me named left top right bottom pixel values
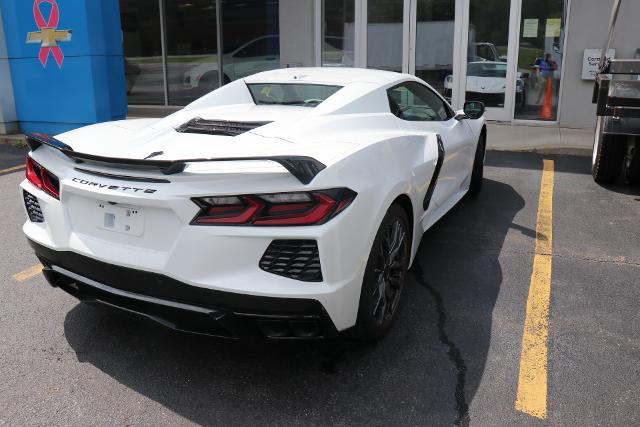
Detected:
left=247, top=83, right=342, bottom=107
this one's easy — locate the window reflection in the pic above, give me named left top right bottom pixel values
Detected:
left=220, top=0, right=280, bottom=82
left=465, top=0, right=510, bottom=108
left=166, top=0, right=218, bottom=106
left=121, top=0, right=281, bottom=107
left=322, top=0, right=355, bottom=67
left=120, top=0, right=164, bottom=105
left=367, top=0, right=404, bottom=73
left=415, top=0, right=455, bottom=98
left=514, top=0, right=565, bottom=121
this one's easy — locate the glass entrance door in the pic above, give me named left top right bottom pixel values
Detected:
left=461, top=0, right=519, bottom=120
left=408, top=0, right=458, bottom=104
left=317, top=0, right=531, bottom=121
left=318, top=0, right=410, bottom=72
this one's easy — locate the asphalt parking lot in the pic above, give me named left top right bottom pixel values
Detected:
left=1, top=143, right=639, bottom=426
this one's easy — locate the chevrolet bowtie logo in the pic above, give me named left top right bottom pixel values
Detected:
left=27, top=27, right=72, bottom=48
left=26, top=0, right=72, bottom=68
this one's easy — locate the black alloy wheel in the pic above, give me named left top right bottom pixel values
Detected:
left=355, top=205, right=410, bottom=340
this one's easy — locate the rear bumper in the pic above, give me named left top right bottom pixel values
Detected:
left=30, top=240, right=338, bottom=339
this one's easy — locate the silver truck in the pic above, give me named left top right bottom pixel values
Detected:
left=592, top=0, right=640, bottom=184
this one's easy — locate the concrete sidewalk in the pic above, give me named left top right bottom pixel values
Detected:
left=487, top=122, right=592, bottom=154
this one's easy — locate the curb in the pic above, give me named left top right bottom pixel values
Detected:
left=0, top=134, right=27, bottom=149
left=489, top=147, right=592, bottom=156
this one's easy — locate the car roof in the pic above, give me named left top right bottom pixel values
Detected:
left=244, top=67, right=410, bottom=87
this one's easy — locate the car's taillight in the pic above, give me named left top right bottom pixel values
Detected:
left=191, top=188, right=357, bottom=226
left=26, top=156, right=60, bottom=199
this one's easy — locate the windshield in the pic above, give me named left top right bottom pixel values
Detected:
left=247, top=83, right=343, bottom=107
left=467, top=63, right=507, bottom=78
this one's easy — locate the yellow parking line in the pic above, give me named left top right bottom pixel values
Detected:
left=516, top=159, right=555, bottom=419
left=0, top=164, right=25, bottom=175
left=13, top=264, right=43, bottom=282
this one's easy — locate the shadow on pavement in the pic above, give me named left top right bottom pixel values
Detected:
left=0, top=144, right=27, bottom=173
left=487, top=150, right=640, bottom=196
left=486, top=150, right=590, bottom=175
left=63, top=178, right=525, bottom=425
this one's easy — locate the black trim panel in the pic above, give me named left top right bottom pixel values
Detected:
left=29, top=240, right=338, bottom=339
left=176, top=118, right=272, bottom=136
left=74, top=167, right=171, bottom=183
left=26, top=133, right=326, bottom=185
left=423, top=134, right=445, bottom=211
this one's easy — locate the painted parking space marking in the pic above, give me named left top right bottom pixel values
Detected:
left=13, top=264, right=43, bottom=282
left=516, top=159, right=555, bottom=419
left=0, top=164, right=25, bottom=175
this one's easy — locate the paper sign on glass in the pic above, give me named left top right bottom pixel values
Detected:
left=545, top=18, right=561, bottom=38
left=523, top=19, right=538, bottom=38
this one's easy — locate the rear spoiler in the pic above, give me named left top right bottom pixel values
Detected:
left=26, top=133, right=326, bottom=185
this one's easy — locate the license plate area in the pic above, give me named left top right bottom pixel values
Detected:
left=97, top=202, right=145, bottom=236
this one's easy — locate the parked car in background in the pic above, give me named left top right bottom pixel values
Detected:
left=183, top=35, right=280, bottom=91
left=443, top=61, right=526, bottom=108
left=183, top=35, right=350, bottom=91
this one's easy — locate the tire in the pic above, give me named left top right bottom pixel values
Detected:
left=592, top=116, right=625, bottom=184
left=467, top=130, right=486, bottom=198
left=627, top=139, right=640, bottom=185
left=354, top=204, right=410, bottom=341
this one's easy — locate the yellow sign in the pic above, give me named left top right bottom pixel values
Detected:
left=545, top=18, right=561, bottom=38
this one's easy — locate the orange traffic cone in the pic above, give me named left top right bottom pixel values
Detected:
left=540, top=76, right=554, bottom=120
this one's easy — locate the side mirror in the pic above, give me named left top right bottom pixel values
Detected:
left=463, top=101, right=485, bottom=119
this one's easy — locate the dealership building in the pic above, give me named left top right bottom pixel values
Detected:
left=0, top=0, right=639, bottom=139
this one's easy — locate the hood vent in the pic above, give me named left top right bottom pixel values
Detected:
left=175, top=118, right=272, bottom=137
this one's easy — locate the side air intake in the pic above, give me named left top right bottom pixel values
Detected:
left=175, top=118, right=272, bottom=136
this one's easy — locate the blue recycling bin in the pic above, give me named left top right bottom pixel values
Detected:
left=0, top=0, right=127, bottom=135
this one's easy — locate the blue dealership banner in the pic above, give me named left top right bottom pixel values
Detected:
left=0, top=0, right=127, bottom=134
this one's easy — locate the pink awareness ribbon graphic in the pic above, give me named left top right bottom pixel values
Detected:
left=33, top=0, right=65, bottom=67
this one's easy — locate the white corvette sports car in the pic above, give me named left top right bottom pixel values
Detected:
left=21, top=68, right=486, bottom=340
left=444, top=61, right=526, bottom=108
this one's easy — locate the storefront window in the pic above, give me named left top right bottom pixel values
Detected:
left=165, top=0, right=218, bottom=106
left=120, top=0, right=164, bottom=105
left=221, top=0, right=280, bottom=82
left=415, top=0, right=455, bottom=98
left=513, top=0, right=565, bottom=121
left=322, top=0, right=355, bottom=67
left=466, top=0, right=510, bottom=108
left=120, top=0, right=279, bottom=107
left=367, top=0, right=404, bottom=73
